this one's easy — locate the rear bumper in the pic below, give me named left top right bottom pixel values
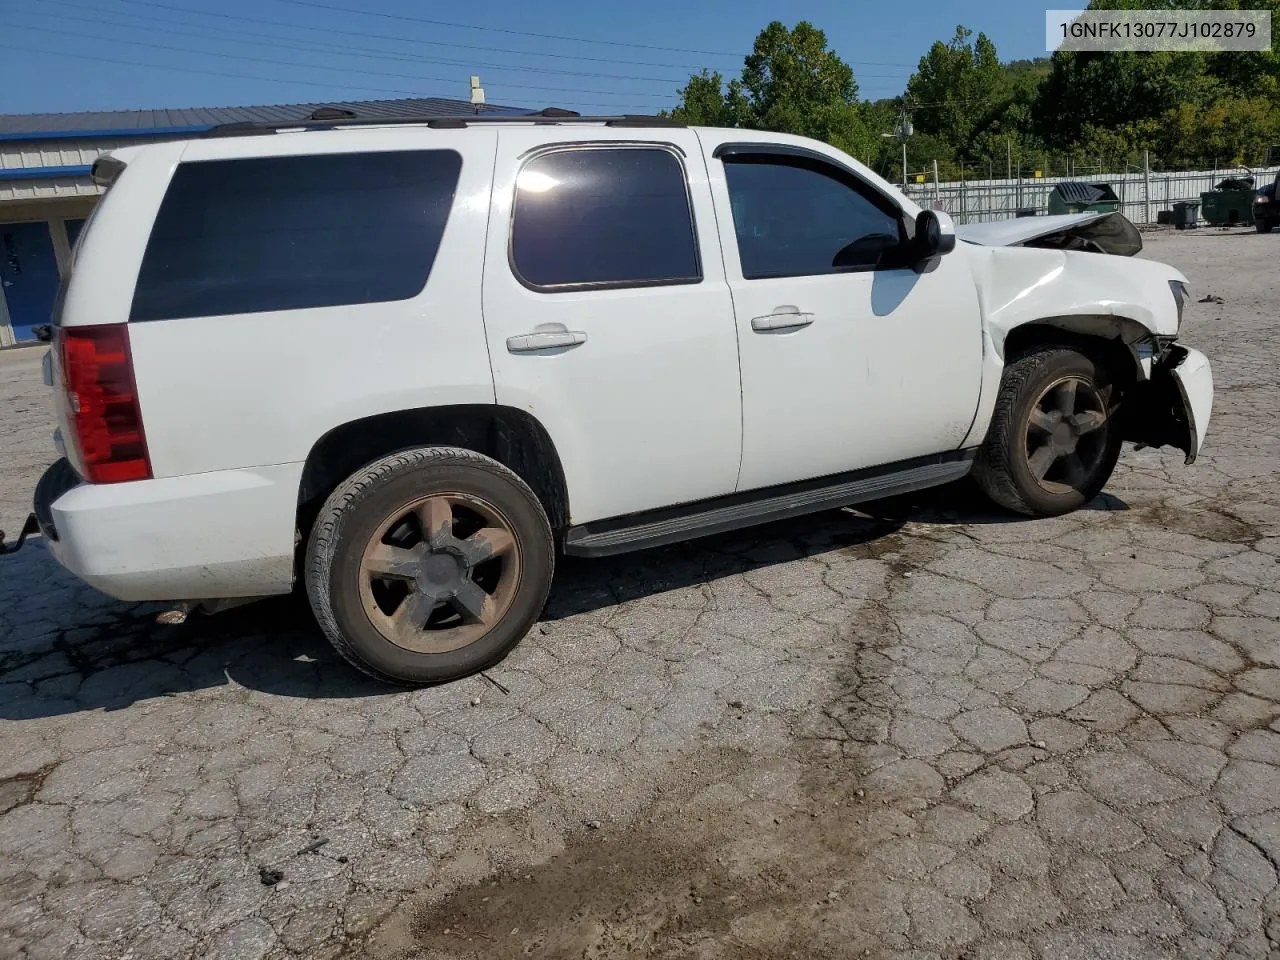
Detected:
left=34, top=458, right=303, bottom=602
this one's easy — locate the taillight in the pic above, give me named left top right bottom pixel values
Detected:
left=58, top=324, right=151, bottom=483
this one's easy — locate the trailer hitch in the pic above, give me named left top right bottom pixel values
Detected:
left=0, top=514, right=39, bottom=555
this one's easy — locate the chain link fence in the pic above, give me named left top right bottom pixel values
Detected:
left=901, top=164, right=1277, bottom=225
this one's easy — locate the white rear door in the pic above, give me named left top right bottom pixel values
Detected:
left=702, top=134, right=985, bottom=493
left=481, top=129, right=742, bottom=525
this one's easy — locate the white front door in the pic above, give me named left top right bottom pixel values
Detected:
left=482, top=130, right=742, bottom=525
left=704, top=138, right=985, bottom=493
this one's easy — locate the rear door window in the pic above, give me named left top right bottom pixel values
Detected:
left=509, top=147, right=700, bottom=290
left=130, top=150, right=462, bottom=322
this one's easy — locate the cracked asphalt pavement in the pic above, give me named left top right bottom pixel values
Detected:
left=1, top=229, right=1278, bottom=960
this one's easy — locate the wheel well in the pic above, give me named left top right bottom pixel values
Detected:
left=296, top=405, right=570, bottom=549
left=1001, top=320, right=1142, bottom=386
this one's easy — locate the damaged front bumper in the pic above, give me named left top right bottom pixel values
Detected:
left=1122, top=344, right=1214, bottom=464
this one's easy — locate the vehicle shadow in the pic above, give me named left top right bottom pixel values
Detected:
left=0, top=480, right=1129, bottom=720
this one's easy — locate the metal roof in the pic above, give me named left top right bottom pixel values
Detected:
left=0, top=97, right=531, bottom=141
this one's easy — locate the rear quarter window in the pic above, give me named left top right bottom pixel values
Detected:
left=129, top=150, right=461, bottom=322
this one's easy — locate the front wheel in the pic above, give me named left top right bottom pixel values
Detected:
left=1257, top=219, right=1275, bottom=234
left=305, top=447, right=555, bottom=685
left=973, top=346, right=1123, bottom=517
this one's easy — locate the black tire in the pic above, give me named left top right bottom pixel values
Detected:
left=1257, top=220, right=1275, bottom=234
left=305, top=446, right=554, bottom=685
left=973, top=345, right=1123, bottom=517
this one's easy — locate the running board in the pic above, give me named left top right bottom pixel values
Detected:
left=563, top=450, right=977, bottom=558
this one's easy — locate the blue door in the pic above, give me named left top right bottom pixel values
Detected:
left=1, top=222, right=60, bottom=342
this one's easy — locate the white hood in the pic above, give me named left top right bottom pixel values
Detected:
left=957, top=211, right=1143, bottom=257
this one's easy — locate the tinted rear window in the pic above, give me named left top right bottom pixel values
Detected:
left=130, top=150, right=461, bottom=321
left=510, top=147, right=700, bottom=290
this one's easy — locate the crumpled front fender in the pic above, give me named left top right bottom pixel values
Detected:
left=968, top=245, right=1185, bottom=354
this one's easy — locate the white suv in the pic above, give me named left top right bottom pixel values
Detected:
left=13, top=111, right=1213, bottom=685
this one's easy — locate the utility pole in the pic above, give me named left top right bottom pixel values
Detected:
left=881, top=109, right=912, bottom=191
left=1143, top=149, right=1151, bottom=225
left=1007, top=138, right=1012, bottom=180
left=898, top=109, right=913, bottom=190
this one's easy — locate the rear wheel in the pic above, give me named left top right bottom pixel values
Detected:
left=305, top=447, right=554, bottom=685
left=973, top=346, right=1123, bottom=517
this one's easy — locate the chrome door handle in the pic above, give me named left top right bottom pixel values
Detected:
left=750, top=311, right=814, bottom=332
left=506, top=330, right=588, bottom=353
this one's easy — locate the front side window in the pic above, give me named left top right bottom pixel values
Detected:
left=130, top=150, right=462, bottom=321
left=510, top=147, right=700, bottom=290
left=723, top=155, right=904, bottom=279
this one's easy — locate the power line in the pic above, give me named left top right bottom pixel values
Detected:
left=62, top=4, right=912, bottom=84
left=262, top=0, right=921, bottom=67
left=264, top=0, right=746, bottom=58
left=84, top=0, right=719, bottom=72
left=263, top=0, right=919, bottom=67
left=12, top=9, right=680, bottom=96
left=4, top=22, right=673, bottom=101
left=5, top=18, right=687, bottom=87
left=76, top=0, right=916, bottom=80
left=1, top=42, right=430, bottom=99
left=0, top=43, right=667, bottom=111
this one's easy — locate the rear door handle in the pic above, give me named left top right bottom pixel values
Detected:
left=750, top=310, right=814, bottom=332
left=506, top=330, right=588, bottom=353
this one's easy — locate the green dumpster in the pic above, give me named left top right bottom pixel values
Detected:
left=1200, top=176, right=1256, bottom=226
left=1047, top=181, right=1123, bottom=216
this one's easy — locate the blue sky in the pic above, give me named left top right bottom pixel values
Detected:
left=1, top=0, right=1049, bottom=116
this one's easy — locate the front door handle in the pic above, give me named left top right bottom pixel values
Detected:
left=506, top=330, right=588, bottom=353
left=751, top=309, right=814, bottom=332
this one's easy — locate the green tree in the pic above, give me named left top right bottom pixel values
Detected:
left=906, top=26, right=1004, bottom=156
left=668, top=21, right=872, bottom=154
left=1154, top=97, right=1280, bottom=167
left=739, top=21, right=859, bottom=135
left=1035, top=0, right=1280, bottom=148
left=668, top=70, right=731, bottom=126
left=1036, top=48, right=1224, bottom=146
left=1070, top=118, right=1162, bottom=171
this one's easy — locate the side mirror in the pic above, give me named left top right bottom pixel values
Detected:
left=914, top=209, right=956, bottom=261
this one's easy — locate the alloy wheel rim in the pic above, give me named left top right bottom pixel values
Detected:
left=1024, top=375, right=1110, bottom=496
left=358, top=493, right=522, bottom=653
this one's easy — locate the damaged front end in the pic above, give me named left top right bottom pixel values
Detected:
left=957, top=211, right=1143, bottom=257
left=1119, top=341, right=1214, bottom=465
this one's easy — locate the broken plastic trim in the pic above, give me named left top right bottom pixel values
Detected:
left=1168, top=280, right=1187, bottom=329
left=90, top=155, right=126, bottom=187
left=1121, top=345, right=1195, bottom=463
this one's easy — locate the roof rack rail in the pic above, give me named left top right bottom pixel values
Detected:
left=204, top=107, right=685, bottom=138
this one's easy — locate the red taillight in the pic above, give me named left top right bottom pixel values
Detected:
left=58, top=324, right=151, bottom=484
